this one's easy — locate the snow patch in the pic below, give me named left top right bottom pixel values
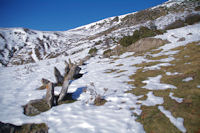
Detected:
left=158, top=106, right=186, bottom=133
left=138, top=91, right=164, bottom=106
left=166, top=72, right=180, bottom=76
left=169, top=92, right=183, bottom=103
left=142, top=75, right=177, bottom=90
left=182, top=77, right=193, bottom=82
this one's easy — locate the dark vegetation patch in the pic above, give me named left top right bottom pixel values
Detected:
left=94, top=95, right=107, bottom=106
left=88, top=47, right=98, bottom=56
left=119, top=27, right=165, bottom=47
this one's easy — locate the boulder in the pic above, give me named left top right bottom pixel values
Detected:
left=0, top=121, right=48, bottom=133
left=64, top=61, right=70, bottom=75
left=127, top=38, right=169, bottom=53
left=45, top=83, right=55, bottom=108
left=54, top=67, right=64, bottom=85
left=58, top=65, right=77, bottom=102
left=37, top=78, right=51, bottom=90
left=23, top=99, right=50, bottom=116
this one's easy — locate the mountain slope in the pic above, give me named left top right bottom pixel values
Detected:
left=0, top=23, right=199, bottom=133
left=0, top=0, right=199, bottom=66
left=0, top=0, right=200, bottom=133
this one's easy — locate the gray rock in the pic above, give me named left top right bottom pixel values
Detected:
left=23, top=99, right=50, bottom=116
left=64, top=61, right=70, bottom=75
left=58, top=65, right=77, bottom=102
left=45, top=83, right=55, bottom=108
left=54, top=67, right=64, bottom=85
left=0, top=121, right=48, bottom=133
left=41, top=78, right=50, bottom=85
left=23, top=100, right=41, bottom=116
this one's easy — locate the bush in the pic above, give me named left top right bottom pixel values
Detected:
left=103, top=49, right=112, bottom=55
left=88, top=47, right=98, bottom=55
left=95, top=40, right=102, bottom=45
left=195, top=6, right=200, bottom=11
left=103, top=49, right=112, bottom=57
left=185, top=14, right=200, bottom=25
left=119, top=27, right=164, bottom=47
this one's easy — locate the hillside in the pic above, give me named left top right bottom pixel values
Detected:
left=0, top=0, right=199, bottom=66
left=0, top=0, right=200, bottom=133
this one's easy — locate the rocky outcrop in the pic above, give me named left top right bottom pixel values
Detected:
left=103, top=38, right=169, bottom=57
left=127, top=38, right=169, bottom=53
left=0, top=121, right=48, bottom=133
left=24, top=59, right=83, bottom=116
left=45, top=83, right=55, bottom=108
left=37, top=78, right=50, bottom=90
left=54, top=67, right=64, bottom=86
left=23, top=99, right=50, bottom=116
left=58, top=64, right=81, bottom=102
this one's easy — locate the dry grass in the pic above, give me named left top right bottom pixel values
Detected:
left=127, top=41, right=200, bottom=133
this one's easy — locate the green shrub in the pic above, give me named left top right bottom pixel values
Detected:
left=103, top=49, right=112, bottom=57
left=88, top=47, right=98, bottom=55
left=119, top=27, right=164, bottom=47
left=95, top=40, right=102, bottom=45
left=103, top=49, right=112, bottom=55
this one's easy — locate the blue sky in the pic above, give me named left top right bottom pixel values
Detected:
left=0, top=0, right=167, bottom=31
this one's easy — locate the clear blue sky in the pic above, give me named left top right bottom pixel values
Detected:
left=0, top=0, right=167, bottom=31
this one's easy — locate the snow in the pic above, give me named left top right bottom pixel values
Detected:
left=142, top=75, right=177, bottom=90
left=169, top=92, right=183, bottom=103
left=138, top=91, right=164, bottom=106
left=143, top=63, right=171, bottom=71
left=155, top=23, right=200, bottom=51
left=31, top=47, right=39, bottom=62
left=0, top=53, right=147, bottom=133
left=182, top=77, right=193, bottom=82
left=166, top=72, right=180, bottom=76
left=158, top=106, right=186, bottom=133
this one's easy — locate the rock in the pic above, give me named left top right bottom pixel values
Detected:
left=73, top=65, right=81, bottom=79
left=42, top=78, right=50, bottom=85
left=37, top=78, right=51, bottom=90
left=23, top=99, right=50, bottom=116
left=64, top=61, right=70, bottom=75
left=54, top=67, right=64, bottom=85
left=0, top=121, right=48, bottom=133
left=0, top=121, right=15, bottom=133
left=68, top=58, right=73, bottom=69
left=79, top=55, right=90, bottom=66
left=177, top=37, right=185, bottom=42
left=58, top=65, right=77, bottom=102
left=45, top=83, right=55, bottom=108
left=127, top=38, right=169, bottom=53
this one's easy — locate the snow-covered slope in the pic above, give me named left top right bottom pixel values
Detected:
left=0, top=23, right=199, bottom=133
left=0, top=0, right=200, bottom=132
left=0, top=0, right=199, bottom=66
